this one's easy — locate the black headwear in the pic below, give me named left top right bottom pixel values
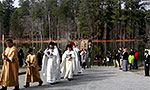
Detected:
left=145, top=50, right=149, bottom=54
left=66, top=44, right=73, bottom=51
left=49, top=42, right=55, bottom=46
left=54, top=42, right=57, bottom=47
left=28, top=48, right=33, bottom=53
left=6, top=39, right=13, bottom=43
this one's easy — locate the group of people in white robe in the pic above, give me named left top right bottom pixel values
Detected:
left=42, top=42, right=83, bottom=84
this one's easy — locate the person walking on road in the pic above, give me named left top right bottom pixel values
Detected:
left=18, top=49, right=24, bottom=67
left=61, top=44, right=76, bottom=81
left=24, top=48, right=43, bottom=88
left=0, top=39, right=20, bottom=90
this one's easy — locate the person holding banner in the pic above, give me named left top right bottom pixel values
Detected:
left=24, top=48, right=43, bottom=88
left=70, top=42, right=82, bottom=75
left=0, top=39, right=20, bottom=90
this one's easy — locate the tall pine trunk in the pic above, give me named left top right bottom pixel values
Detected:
left=103, top=22, right=107, bottom=40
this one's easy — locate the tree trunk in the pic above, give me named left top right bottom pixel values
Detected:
left=57, top=19, right=60, bottom=40
left=120, top=21, right=122, bottom=40
left=103, top=22, right=107, bottom=40
left=40, top=18, right=43, bottom=49
left=0, top=22, right=1, bottom=40
left=31, top=22, right=34, bottom=47
left=48, top=14, right=51, bottom=40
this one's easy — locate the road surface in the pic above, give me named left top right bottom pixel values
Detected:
left=7, top=66, right=150, bottom=90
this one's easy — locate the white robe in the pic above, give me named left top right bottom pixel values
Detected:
left=61, top=50, right=75, bottom=79
left=42, top=49, right=49, bottom=76
left=42, top=47, right=60, bottom=83
left=55, top=46, right=61, bottom=80
left=73, top=47, right=82, bottom=74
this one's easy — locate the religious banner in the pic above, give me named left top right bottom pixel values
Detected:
left=80, top=40, right=88, bottom=49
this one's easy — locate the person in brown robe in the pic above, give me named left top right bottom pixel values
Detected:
left=0, top=39, right=19, bottom=90
left=24, top=48, right=43, bottom=88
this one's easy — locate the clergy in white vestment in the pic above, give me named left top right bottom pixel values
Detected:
left=70, top=42, right=82, bottom=75
left=61, top=44, right=76, bottom=81
left=54, top=43, right=61, bottom=81
left=42, top=42, right=60, bottom=84
left=42, top=47, right=49, bottom=77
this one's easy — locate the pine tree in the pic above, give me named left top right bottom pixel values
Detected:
left=1, top=0, right=14, bottom=35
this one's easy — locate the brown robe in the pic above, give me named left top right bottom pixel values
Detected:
left=0, top=46, right=19, bottom=86
left=25, top=54, right=42, bottom=82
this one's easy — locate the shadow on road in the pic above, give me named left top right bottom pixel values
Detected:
left=21, top=67, right=116, bottom=90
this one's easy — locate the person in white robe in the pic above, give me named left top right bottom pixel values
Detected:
left=61, top=44, right=76, bottom=81
left=70, top=42, right=82, bottom=75
left=42, top=42, right=60, bottom=84
left=41, top=47, right=49, bottom=77
left=54, top=43, right=61, bottom=81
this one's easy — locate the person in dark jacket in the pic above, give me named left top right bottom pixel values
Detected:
left=18, top=48, right=24, bottom=67
left=116, top=50, right=121, bottom=68
left=37, top=50, right=43, bottom=68
left=122, top=48, right=129, bottom=72
left=144, top=51, right=150, bottom=76
left=94, top=52, right=102, bottom=66
left=113, top=50, right=118, bottom=67
left=118, top=48, right=123, bottom=69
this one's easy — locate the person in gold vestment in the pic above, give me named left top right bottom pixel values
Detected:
left=0, top=39, right=20, bottom=90
left=24, top=48, right=43, bottom=88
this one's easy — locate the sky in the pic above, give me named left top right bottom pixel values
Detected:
left=0, top=0, right=150, bottom=10
left=0, top=0, right=19, bottom=7
left=13, top=0, right=19, bottom=7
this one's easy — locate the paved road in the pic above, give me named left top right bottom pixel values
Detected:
left=7, top=66, right=150, bottom=90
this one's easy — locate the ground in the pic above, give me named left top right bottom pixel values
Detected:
left=7, top=66, right=150, bottom=90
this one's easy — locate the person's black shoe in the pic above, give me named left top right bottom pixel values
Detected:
left=49, top=82, right=57, bottom=85
left=61, top=77, right=64, bottom=79
left=68, top=78, right=72, bottom=81
left=13, top=86, right=20, bottom=90
left=0, top=86, right=7, bottom=90
left=24, top=85, right=29, bottom=88
left=38, top=81, right=43, bottom=86
left=50, top=83, right=54, bottom=85
left=24, top=82, right=30, bottom=88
